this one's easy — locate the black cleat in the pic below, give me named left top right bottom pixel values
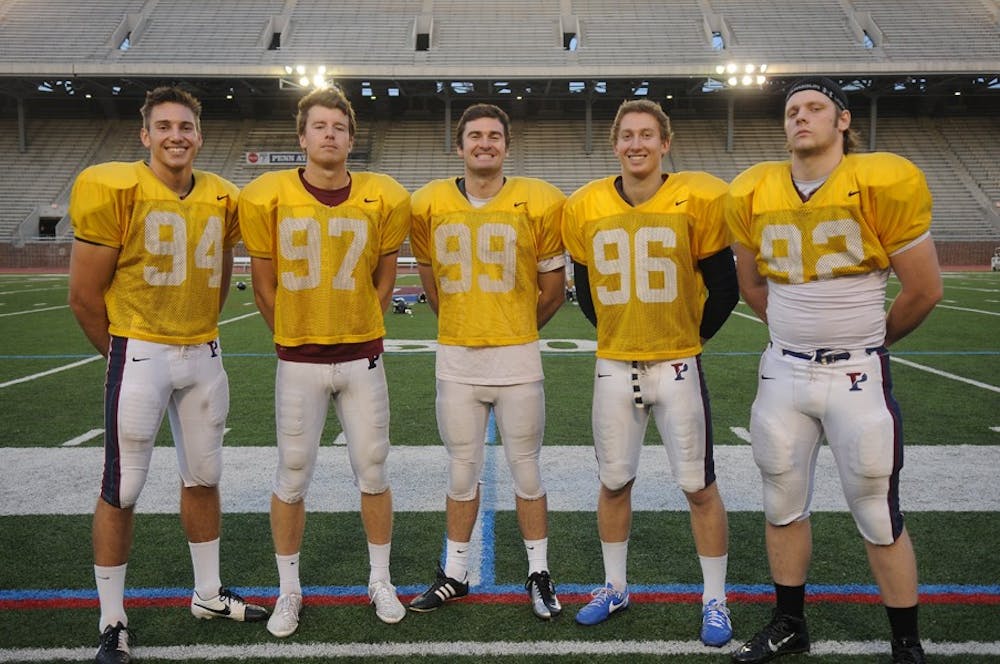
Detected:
left=731, top=610, right=810, bottom=663
left=408, top=563, right=469, bottom=612
left=525, top=570, right=562, bottom=619
left=891, top=637, right=926, bottom=664
left=95, top=621, right=132, bottom=664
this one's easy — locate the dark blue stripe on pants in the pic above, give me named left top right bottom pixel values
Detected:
left=101, top=336, right=127, bottom=507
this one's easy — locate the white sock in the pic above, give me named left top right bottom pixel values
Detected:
left=95, top=563, right=128, bottom=631
left=275, top=552, right=302, bottom=596
left=601, top=540, right=629, bottom=591
left=368, top=541, right=392, bottom=585
left=699, top=553, right=729, bottom=605
left=444, top=538, right=471, bottom=582
left=189, top=539, right=221, bottom=600
left=524, top=537, right=549, bottom=575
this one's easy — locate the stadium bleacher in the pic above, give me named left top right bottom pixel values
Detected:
left=0, top=0, right=997, bottom=259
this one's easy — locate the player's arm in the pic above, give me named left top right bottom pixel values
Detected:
left=536, top=266, right=565, bottom=329
left=373, top=250, right=399, bottom=314
left=698, top=246, right=739, bottom=343
left=250, top=257, right=277, bottom=333
left=884, top=235, right=942, bottom=346
left=68, top=239, right=118, bottom=357
left=572, top=260, right=597, bottom=327
left=417, top=262, right=438, bottom=315
left=218, top=248, right=234, bottom=311
left=733, top=242, right=768, bottom=323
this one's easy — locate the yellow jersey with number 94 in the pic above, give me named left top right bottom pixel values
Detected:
left=410, top=177, right=565, bottom=347
left=239, top=169, right=410, bottom=347
left=562, top=172, right=729, bottom=361
left=726, top=152, right=932, bottom=285
left=69, top=161, right=240, bottom=345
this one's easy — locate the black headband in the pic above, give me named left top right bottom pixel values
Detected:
left=784, top=77, right=849, bottom=111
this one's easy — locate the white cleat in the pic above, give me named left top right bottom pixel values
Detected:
left=368, top=580, right=406, bottom=624
left=267, top=592, right=303, bottom=638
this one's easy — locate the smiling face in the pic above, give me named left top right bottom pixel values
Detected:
left=457, top=116, right=508, bottom=177
left=784, top=89, right=851, bottom=158
left=140, top=101, right=202, bottom=175
left=298, top=104, right=354, bottom=170
left=613, top=110, right=670, bottom=180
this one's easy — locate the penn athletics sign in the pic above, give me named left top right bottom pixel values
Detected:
left=244, top=151, right=306, bottom=165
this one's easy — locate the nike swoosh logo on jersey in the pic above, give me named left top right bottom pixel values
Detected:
left=514, top=201, right=527, bottom=207
left=674, top=199, right=687, bottom=206
left=364, top=197, right=378, bottom=203
left=848, top=190, right=861, bottom=196
left=132, top=357, right=151, bottom=362
left=768, top=634, right=795, bottom=652
left=193, top=602, right=231, bottom=617
left=216, top=194, right=228, bottom=200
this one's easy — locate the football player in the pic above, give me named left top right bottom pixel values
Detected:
left=408, top=103, right=566, bottom=620
left=726, top=77, right=941, bottom=664
left=561, top=99, right=739, bottom=646
left=68, top=86, right=267, bottom=664
left=239, top=87, right=411, bottom=636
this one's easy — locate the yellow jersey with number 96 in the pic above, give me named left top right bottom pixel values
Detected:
left=410, top=177, right=565, bottom=347
left=69, top=161, right=240, bottom=345
left=562, top=172, right=729, bottom=361
left=726, top=152, right=932, bottom=284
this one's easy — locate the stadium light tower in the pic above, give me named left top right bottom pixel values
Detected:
left=279, top=65, right=333, bottom=90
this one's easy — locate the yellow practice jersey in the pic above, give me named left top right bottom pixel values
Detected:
left=69, top=161, right=240, bottom=345
left=239, top=169, right=410, bottom=346
left=410, top=177, right=565, bottom=347
left=726, top=152, right=932, bottom=284
left=562, top=172, right=730, bottom=361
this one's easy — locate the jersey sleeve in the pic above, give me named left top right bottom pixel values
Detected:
left=533, top=181, right=567, bottom=263
left=561, top=184, right=594, bottom=265
left=688, top=172, right=730, bottom=260
left=724, top=163, right=768, bottom=252
left=408, top=182, right=435, bottom=265
left=372, top=174, right=411, bottom=255
left=861, top=154, right=933, bottom=254
left=69, top=163, right=138, bottom=249
left=237, top=173, right=279, bottom=259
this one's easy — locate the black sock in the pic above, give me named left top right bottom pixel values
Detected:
left=886, top=604, right=920, bottom=643
left=774, top=583, right=806, bottom=619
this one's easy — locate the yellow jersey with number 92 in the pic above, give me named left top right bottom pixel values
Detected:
left=410, top=177, right=565, bottom=347
left=726, top=152, right=932, bottom=284
left=69, top=161, right=240, bottom=345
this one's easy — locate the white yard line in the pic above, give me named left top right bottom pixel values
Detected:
left=0, top=638, right=995, bottom=661
left=0, top=304, right=68, bottom=317
left=61, top=429, right=104, bottom=447
left=889, top=356, right=1000, bottom=393
left=2, top=445, right=997, bottom=516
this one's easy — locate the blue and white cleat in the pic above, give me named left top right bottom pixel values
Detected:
left=575, top=582, right=629, bottom=626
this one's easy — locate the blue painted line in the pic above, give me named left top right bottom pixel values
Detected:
left=479, top=408, right=498, bottom=588
left=4, top=582, right=999, bottom=602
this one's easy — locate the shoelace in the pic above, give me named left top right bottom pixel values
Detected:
left=101, top=623, right=135, bottom=652
left=703, top=603, right=730, bottom=629
left=370, top=582, right=396, bottom=604
left=590, top=586, right=619, bottom=602
left=527, top=573, right=557, bottom=603
left=275, top=595, right=299, bottom=617
left=217, top=587, right=242, bottom=606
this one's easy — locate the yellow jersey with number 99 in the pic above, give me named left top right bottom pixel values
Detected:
left=562, top=172, right=729, bottom=361
left=239, top=169, right=410, bottom=346
left=410, top=177, right=565, bottom=347
left=69, top=161, right=240, bottom=345
left=726, top=152, right=932, bottom=284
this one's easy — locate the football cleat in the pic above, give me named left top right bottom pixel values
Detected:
left=575, top=583, right=629, bottom=626
left=368, top=580, right=406, bottom=624
left=525, top=570, right=562, bottom=620
left=731, top=610, right=809, bottom=663
left=408, top=563, right=469, bottom=612
left=267, top=592, right=303, bottom=638
left=95, top=621, right=131, bottom=664
left=891, top=637, right=926, bottom=664
left=701, top=598, right=733, bottom=647
left=190, top=586, right=269, bottom=622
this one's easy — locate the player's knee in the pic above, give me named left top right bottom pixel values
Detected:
left=510, top=460, right=544, bottom=500
left=447, top=458, right=483, bottom=501
left=676, top=461, right=710, bottom=494
left=761, top=475, right=808, bottom=525
left=355, top=458, right=389, bottom=494
left=849, top=494, right=898, bottom=545
left=273, top=468, right=309, bottom=503
left=110, top=469, right=148, bottom=509
left=598, top=463, right=635, bottom=492
left=181, top=448, right=222, bottom=488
